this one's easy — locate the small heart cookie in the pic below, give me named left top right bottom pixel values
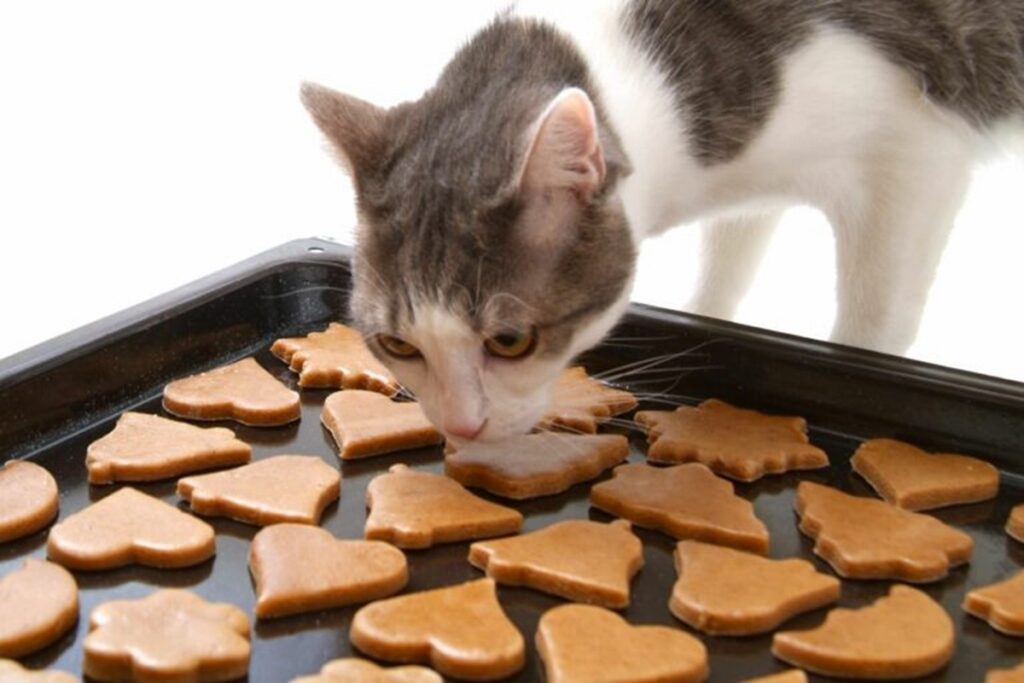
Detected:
left=0, top=660, right=78, bottom=683
left=249, top=523, right=408, bottom=619
left=86, top=412, right=252, bottom=484
left=321, top=390, right=442, bottom=459
left=540, top=367, right=637, bottom=433
left=177, top=455, right=340, bottom=526
left=47, top=487, right=215, bottom=570
left=0, top=460, right=59, bottom=543
left=0, top=559, right=78, bottom=658
left=272, top=322, right=399, bottom=394
left=1008, top=504, right=1024, bottom=543
left=350, top=578, right=524, bottom=681
left=772, top=585, right=954, bottom=679
left=963, top=570, right=1024, bottom=635
left=163, top=357, right=300, bottom=426
left=536, top=603, right=708, bottom=683
left=290, top=659, right=441, bottom=683
left=84, top=589, right=250, bottom=683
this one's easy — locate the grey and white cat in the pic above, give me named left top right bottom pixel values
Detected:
left=302, top=0, right=1023, bottom=444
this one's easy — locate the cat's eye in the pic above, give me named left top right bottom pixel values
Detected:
left=377, top=334, right=421, bottom=359
left=484, top=328, right=537, bottom=359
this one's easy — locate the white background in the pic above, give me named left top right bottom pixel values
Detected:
left=1, top=1, right=1022, bottom=380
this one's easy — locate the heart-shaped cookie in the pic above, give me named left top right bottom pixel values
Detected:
left=851, top=438, right=999, bottom=510
left=1010, top=504, right=1024, bottom=543
left=536, top=603, right=708, bottom=683
left=963, top=570, right=1024, bottom=635
left=47, top=487, right=215, bottom=570
left=0, top=559, right=78, bottom=658
left=540, top=367, right=637, bottom=434
left=772, top=585, right=954, bottom=679
left=177, top=455, right=341, bottom=526
left=249, top=523, right=408, bottom=619
left=321, top=390, right=442, bottom=459
left=350, top=578, right=524, bottom=681
left=290, top=659, right=441, bottom=683
left=163, top=357, right=300, bottom=426
left=0, top=660, right=78, bottom=683
left=0, top=460, right=59, bottom=543
left=272, top=322, right=399, bottom=394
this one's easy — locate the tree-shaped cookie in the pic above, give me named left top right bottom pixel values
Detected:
left=772, top=585, right=954, bottom=679
left=47, top=487, right=215, bottom=570
left=0, top=660, right=78, bottom=683
left=540, top=367, right=637, bottom=433
left=468, top=519, right=643, bottom=608
left=272, top=322, right=399, bottom=394
left=365, top=464, right=522, bottom=548
left=536, top=604, right=708, bottom=683
left=446, top=432, right=629, bottom=500
left=83, top=589, right=250, bottom=683
left=1008, top=504, right=1024, bottom=543
left=290, top=659, right=441, bottom=683
left=635, top=399, right=828, bottom=482
left=86, top=412, right=252, bottom=484
left=163, top=357, right=300, bottom=426
left=670, top=541, right=839, bottom=635
left=249, top=523, right=408, bottom=619
left=177, top=455, right=341, bottom=526
left=851, top=438, right=999, bottom=510
left=350, top=578, right=524, bottom=681
left=0, top=559, right=78, bottom=658
left=321, top=390, right=442, bottom=459
left=794, top=481, right=973, bottom=582
left=0, top=460, right=58, bottom=543
left=988, top=661, right=1024, bottom=683
left=590, top=462, right=770, bottom=554
left=963, top=570, right=1024, bottom=635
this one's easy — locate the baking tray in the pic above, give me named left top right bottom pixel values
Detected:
left=2, top=238, right=1022, bottom=681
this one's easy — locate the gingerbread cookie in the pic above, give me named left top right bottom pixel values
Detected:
left=988, top=661, right=1024, bottom=683
left=0, top=660, right=78, bottom=683
left=590, top=462, right=770, bottom=554
left=365, top=464, right=522, bottom=549
left=350, top=578, right=524, bottom=681
left=84, top=589, right=250, bottom=683
left=773, top=585, right=954, bottom=679
left=290, top=659, right=441, bottom=683
left=272, top=322, right=399, bottom=394
left=468, top=519, right=643, bottom=608
left=249, top=523, right=407, bottom=619
left=536, top=603, right=708, bottom=683
left=86, top=412, right=252, bottom=484
left=1008, top=504, right=1024, bottom=543
left=636, top=399, right=828, bottom=482
left=446, top=432, right=628, bottom=500
left=163, top=357, right=300, bottom=426
left=321, top=390, right=441, bottom=460
left=963, top=570, right=1024, bottom=636
left=47, top=487, right=214, bottom=570
left=0, top=559, right=78, bottom=658
left=177, top=455, right=340, bottom=526
left=540, top=367, right=638, bottom=433
left=740, top=672, right=807, bottom=683
left=794, top=481, right=973, bottom=582
left=851, top=438, right=999, bottom=510
left=0, top=460, right=59, bottom=543
left=670, top=541, right=839, bottom=636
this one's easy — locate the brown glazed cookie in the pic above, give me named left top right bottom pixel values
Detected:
left=47, top=487, right=215, bottom=570
left=290, top=658, right=442, bottom=683
left=740, top=671, right=808, bottom=683
left=177, top=455, right=340, bottom=526
left=0, top=559, right=78, bottom=658
left=851, top=438, right=999, bottom=510
left=0, top=660, right=79, bottom=683
left=1008, top=504, right=1024, bottom=543
left=536, top=603, right=708, bottom=683
left=590, top=463, right=770, bottom=554
left=963, top=570, right=1024, bottom=636
left=988, top=661, right=1024, bottom=683
left=540, top=366, right=638, bottom=433
left=468, top=519, right=643, bottom=608
left=350, top=578, right=524, bottom=681
left=271, top=322, right=399, bottom=394
left=635, top=399, right=829, bottom=482
left=163, top=357, right=300, bottom=426
left=794, top=481, right=973, bottom=582
left=365, top=464, right=522, bottom=549
left=86, top=412, right=252, bottom=484
left=249, top=523, right=408, bottom=619
left=445, top=432, right=629, bottom=500
left=84, top=589, right=250, bottom=683
left=772, top=585, right=954, bottom=679
left=0, top=460, right=59, bottom=543
left=670, top=541, right=840, bottom=636
left=321, top=390, right=442, bottom=460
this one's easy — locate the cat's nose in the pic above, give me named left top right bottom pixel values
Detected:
left=444, top=418, right=485, bottom=441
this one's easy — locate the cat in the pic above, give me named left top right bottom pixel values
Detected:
left=301, top=0, right=1024, bottom=445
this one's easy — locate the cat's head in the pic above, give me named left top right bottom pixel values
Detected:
left=302, top=19, right=634, bottom=444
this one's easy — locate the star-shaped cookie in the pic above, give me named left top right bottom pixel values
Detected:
left=272, top=322, right=399, bottom=394
left=540, top=367, right=637, bottom=433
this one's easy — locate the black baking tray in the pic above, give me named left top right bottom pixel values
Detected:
left=2, top=238, right=1023, bottom=682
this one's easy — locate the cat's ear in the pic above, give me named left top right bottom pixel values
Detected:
left=300, top=82, right=385, bottom=178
